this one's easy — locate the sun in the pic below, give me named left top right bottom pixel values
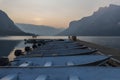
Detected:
left=33, top=18, right=42, bottom=22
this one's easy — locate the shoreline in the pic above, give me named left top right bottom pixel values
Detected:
left=77, top=39, right=120, bottom=61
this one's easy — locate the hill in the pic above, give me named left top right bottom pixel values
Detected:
left=59, top=4, right=120, bottom=36
left=16, top=23, right=64, bottom=36
left=0, top=10, right=31, bottom=36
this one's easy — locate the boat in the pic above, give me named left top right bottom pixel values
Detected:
left=12, top=55, right=110, bottom=67
left=0, top=36, right=120, bottom=80
left=0, top=67, right=120, bottom=80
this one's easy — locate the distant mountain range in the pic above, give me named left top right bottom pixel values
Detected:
left=0, top=10, right=31, bottom=36
left=16, top=23, right=64, bottom=36
left=59, top=4, right=120, bottom=36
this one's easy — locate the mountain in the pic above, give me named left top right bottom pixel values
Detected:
left=16, top=23, right=64, bottom=36
left=0, top=10, right=31, bottom=36
left=59, top=4, right=120, bottom=36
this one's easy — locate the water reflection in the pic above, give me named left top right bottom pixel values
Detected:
left=78, top=36, right=120, bottom=49
left=8, top=41, right=32, bottom=61
left=0, top=40, right=20, bottom=57
left=1, top=36, right=120, bottom=61
left=0, top=36, right=68, bottom=40
left=0, top=36, right=68, bottom=61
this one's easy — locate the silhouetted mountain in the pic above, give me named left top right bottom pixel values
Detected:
left=59, top=4, right=120, bottom=36
left=16, top=23, right=64, bottom=36
left=0, top=10, right=31, bottom=36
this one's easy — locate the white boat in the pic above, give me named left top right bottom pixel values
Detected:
left=0, top=37, right=120, bottom=80
left=12, top=55, right=110, bottom=67
left=0, top=67, right=120, bottom=80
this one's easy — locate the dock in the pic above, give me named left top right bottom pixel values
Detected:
left=0, top=36, right=120, bottom=80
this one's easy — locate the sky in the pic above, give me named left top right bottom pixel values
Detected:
left=0, top=0, right=120, bottom=28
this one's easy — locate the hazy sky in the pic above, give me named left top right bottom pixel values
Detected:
left=0, top=0, right=120, bottom=28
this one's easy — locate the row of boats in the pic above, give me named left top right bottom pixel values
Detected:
left=0, top=38, right=120, bottom=80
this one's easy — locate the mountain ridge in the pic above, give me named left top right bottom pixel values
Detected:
left=59, top=4, right=120, bottom=36
left=0, top=10, right=31, bottom=36
left=16, top=23, right=64, bottom=36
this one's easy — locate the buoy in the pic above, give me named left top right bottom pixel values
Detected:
left=25, top=46, right=31, bottom=52
left=38, top=43, right=41, bottom=46
left=58, top=39, right=64, bottom=41
left=32, top=44, right=37, bottom=49
left=24, top=39, right=27, bottom=41
left=33, top=40, right=37, bottom=44
left=72, top=36, right=77, bottom=41
left=14, top=50, right=23, bottom=56
left=41, top=41, right=46, bottom=45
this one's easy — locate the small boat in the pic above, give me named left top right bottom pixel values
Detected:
left=0, top=67, right=120, bottom=80
left=0, top=36, right=120, bottom=80
left=12, top=55, right=110, bottom=67
left=28, top=49, right=97, bottom=57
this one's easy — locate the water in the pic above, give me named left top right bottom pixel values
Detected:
left=0, top=36, right=68, bottom=60
left=0, top=36, right=120, bottom=60
left=78, top=36, right=120, bottom=49
left=0, top=36, right=68, bottom=40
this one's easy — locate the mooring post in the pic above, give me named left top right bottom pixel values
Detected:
left=68, top=36, right=71, bottom=40
left=72, top=36, right=77, bottom=41
left=32, top=35, right=37, bottom=39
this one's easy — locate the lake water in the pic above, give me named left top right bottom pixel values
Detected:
left=0, top=36, right=120, bottom=60
left=78, top=36, right=120, bottom=49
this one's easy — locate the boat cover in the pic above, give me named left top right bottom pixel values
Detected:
left=14, top=55, right=110, bottom=67
left=0, top=67, right=120, bottom=80
left=29, top=49, right=97, bottom=57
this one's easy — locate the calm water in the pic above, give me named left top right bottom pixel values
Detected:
left=78, top=36, right=120, bottom=49
left=0, top=36, right=120, bottom=60
left=0, top=36, right=68, bottom=60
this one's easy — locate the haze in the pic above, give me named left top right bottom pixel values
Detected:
left=0, top=0, right=120, bottom=28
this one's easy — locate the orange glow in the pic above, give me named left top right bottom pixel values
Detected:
left=0, top=0, right=120, bottom=28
